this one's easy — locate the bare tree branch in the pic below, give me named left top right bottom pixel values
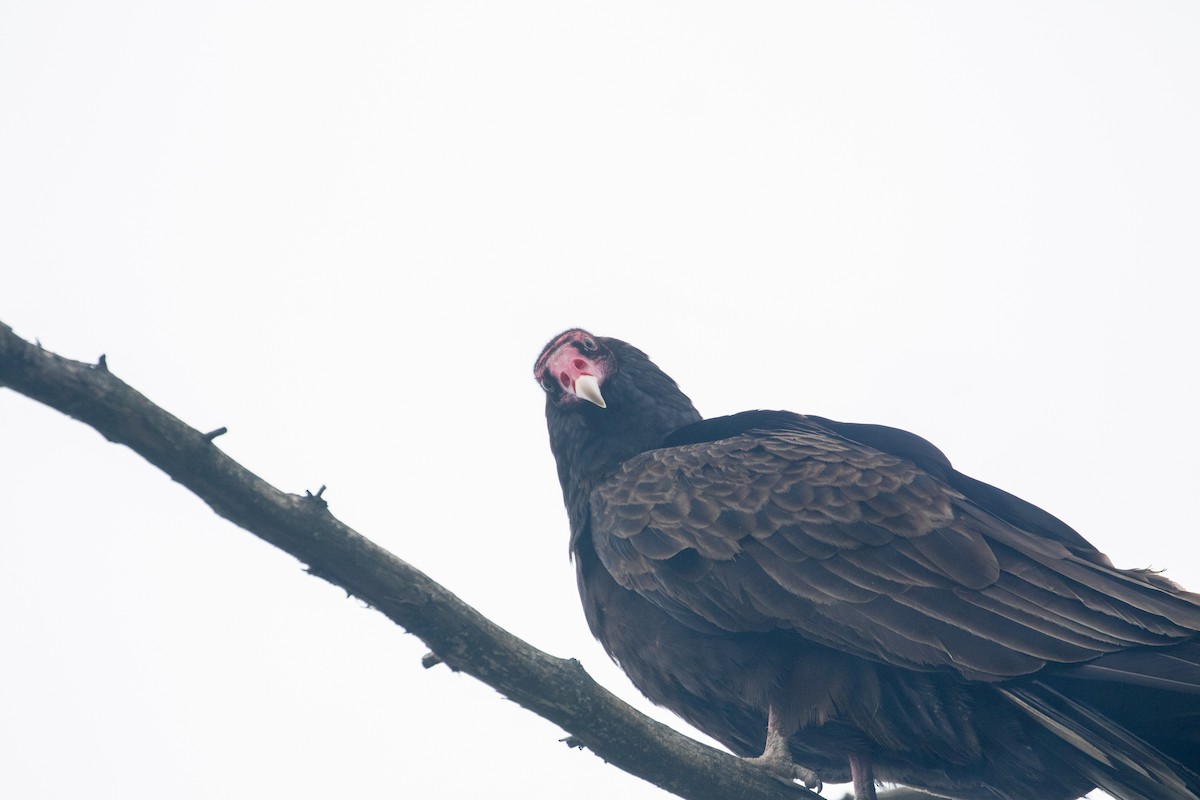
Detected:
left=0, top=319, right=827, bottom=800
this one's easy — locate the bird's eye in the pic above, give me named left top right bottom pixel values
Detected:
left=540, top=373, right=557, bottom=393
left=581, top=336, right=597, bottom=351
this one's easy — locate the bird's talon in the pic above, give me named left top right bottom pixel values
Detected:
left=745, top=751, right=822, bottom=792
left=794, top=767, right=822, bottom=793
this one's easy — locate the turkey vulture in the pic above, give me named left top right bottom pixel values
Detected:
left=534, top=329, right=1200, bottom=800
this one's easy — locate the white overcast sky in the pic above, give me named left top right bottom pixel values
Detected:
left=2, top=3, right=1198, bottom=800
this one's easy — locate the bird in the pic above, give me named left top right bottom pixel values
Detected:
left=534, top=328, right=1200, bottom=800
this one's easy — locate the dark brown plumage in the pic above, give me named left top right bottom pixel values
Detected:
left=535, top=329, right=1200, bottom=800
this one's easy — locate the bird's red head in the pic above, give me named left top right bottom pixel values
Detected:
left=534, top=328, right=612, bottom=408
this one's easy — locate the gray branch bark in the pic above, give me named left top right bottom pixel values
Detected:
left=0, top=320, right=932, bottom=800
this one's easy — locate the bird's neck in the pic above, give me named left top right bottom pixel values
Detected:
left=547, top=394, right=700, bottom=541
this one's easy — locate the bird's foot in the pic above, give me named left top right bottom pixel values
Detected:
left=751, top=707, right=822, bottom=792
left=848, top=753, right=876, bottom=800
left=744, top=750, right=823, bottom=793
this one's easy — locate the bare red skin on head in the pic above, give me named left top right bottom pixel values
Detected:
left=534, top=329, right=609, bottom=403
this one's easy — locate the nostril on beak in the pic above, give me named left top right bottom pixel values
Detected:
left=559, top=372, right=570, bottom=387
left=573, top=359, right=587, bottom=370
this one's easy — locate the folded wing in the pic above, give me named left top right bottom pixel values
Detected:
left=590, top=412, right=1200, bottom=682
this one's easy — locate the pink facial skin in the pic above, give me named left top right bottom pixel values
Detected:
left=534, top=329, right=610, bottom=405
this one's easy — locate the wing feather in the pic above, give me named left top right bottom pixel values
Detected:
left=591, top=422, right=1200, bottom=679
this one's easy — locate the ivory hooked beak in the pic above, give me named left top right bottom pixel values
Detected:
left=574, top=374, right=607, bottom=408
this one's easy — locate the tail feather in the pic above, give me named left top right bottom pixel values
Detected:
left=1069, top=643, right=1200, bottom=696
left=1002, top=681, right=1200, bottom=800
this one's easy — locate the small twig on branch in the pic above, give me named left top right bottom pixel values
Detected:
left=0, top=319, right=820, bottom=800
